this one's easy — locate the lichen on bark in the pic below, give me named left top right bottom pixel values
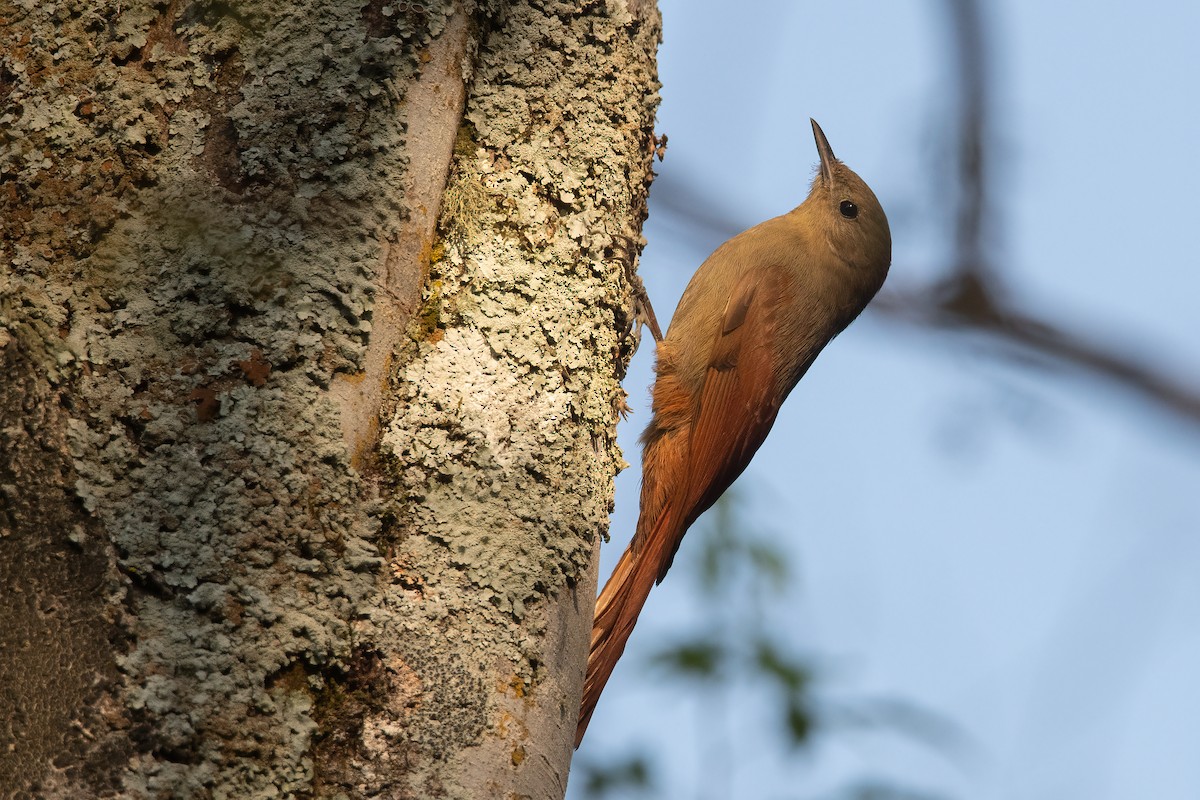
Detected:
left=373, top=0, right=661, bottom=794
left=1, top=0, right=660, bottom=796
left=2, top=0, right=452, bottom=795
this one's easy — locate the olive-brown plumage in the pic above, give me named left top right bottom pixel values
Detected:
left=576, top=120, right=892, bottom=746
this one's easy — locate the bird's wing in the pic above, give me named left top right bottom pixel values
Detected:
left=652, top=263, right=797, bottom=583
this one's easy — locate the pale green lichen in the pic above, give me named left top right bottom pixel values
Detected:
left=1, top=0, right=456, bottom=795
left=3, top=0, right=660, bottom=793
left=374, top=0, right=660, bottom=790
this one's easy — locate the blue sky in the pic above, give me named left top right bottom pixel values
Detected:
left=571, top=2, right=1200, bottom=798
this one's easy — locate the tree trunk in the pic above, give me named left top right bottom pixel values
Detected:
left=0, top=0, right=660, bottom=797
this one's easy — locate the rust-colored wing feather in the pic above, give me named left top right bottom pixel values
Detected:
left=665, top=264, right=794, bottom=577
left=577, top=263, right=796, bottom=746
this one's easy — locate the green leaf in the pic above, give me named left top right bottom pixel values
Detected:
left=650, top=638, right=725, bottom=681
left=753, top=639, right=810, bottom=694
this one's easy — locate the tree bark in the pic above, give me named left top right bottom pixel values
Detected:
left=0, top=0, right=660, bottom=797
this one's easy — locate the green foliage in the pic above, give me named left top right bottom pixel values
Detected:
left=650, top=639, right=724, bottom=681
left=755, top=639, right=810, bottom=694
left=577, top=753, right=655, bottom=799
left=653, top=491, right=817, bottom=745
left=812, top=781, right=952, bottom=800
left=784, top=697, right=813, bottom=746
left=629, top=490, right=964, bottom=797
left=571, top=491, right=966, bottom=798
left=695, top=488, right=789, bottom=592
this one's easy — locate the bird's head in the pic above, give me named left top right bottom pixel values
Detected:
left=804, top=118, right=892, bottom=281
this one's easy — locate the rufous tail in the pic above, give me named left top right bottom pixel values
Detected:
left=575, top=512, right=675, bottom=747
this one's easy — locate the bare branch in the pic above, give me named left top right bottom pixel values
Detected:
left=873, top=277, right=1200, bottom=432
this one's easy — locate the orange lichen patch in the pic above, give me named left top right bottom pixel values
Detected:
left=389, top=554, right=426, bottom=593
left=237, top=349, right=271, bottom=387
left=189, top=385, right=219, bottom=422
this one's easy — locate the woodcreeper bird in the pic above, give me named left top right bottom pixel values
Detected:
left=577, top=119, right=892, bottom=746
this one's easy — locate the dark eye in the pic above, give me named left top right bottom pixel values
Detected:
left=839, top=200, right=858, bottom=219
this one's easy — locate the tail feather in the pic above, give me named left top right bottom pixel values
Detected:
left=575, top=512, right=676, bottom=747
left=576, top=351, right=692, bottom=747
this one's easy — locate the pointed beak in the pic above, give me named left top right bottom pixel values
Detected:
left=810, top=118, right=836, bottom=184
